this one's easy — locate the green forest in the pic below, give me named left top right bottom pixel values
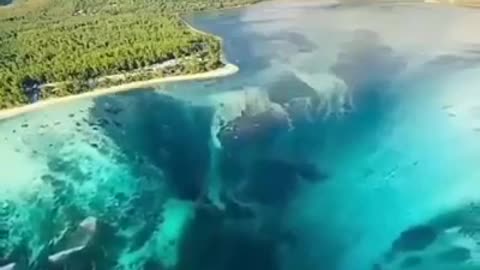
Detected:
left=0, top=0, right=258, bottom=109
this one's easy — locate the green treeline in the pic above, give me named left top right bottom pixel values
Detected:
left=0, top=0, right=258, bottom=109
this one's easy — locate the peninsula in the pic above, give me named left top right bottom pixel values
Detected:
left=0, top=0, right=258, bottom=110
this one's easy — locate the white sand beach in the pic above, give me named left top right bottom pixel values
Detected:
left=0, top=63, right=239, bottom=121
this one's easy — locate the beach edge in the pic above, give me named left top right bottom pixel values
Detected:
left=0, top=63, right=239, bottom=121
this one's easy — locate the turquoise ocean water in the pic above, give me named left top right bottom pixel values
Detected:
left=1, top=1, right=480, bottom=269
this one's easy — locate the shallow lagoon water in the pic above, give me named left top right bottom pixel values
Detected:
left=2, top=1, right=480, bottom=270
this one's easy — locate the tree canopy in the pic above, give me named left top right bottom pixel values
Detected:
left=0, top=0, right=258, bottom=108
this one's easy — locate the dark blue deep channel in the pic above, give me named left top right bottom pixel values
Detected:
left=0, top=0, right=12, bottom=6
left=1, top=1, right=480, bottom=270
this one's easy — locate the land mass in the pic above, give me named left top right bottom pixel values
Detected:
left=0, top=63, right=239, bottom=120
left=0, top=0, right=259, bottom=110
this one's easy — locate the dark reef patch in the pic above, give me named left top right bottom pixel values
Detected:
left=331, top=29, right=406, bottom=94
left=217, top=107, right=291, bottom=151
left=392, top=225, right=438, bottom=252
left=91, top=91, right=214, bottom=201
left=85, top=87, right=328, bottom=269
left=436, top=246, right=471, bottom=263
left=400, top=256, right=422, bottom=269
left=0, top=0, right=12, bottom=5
left=330, top=29, right=406, bottom=134
left=265, top=71, right=318, bottom=106
left=241, top=158, right=326, bottom=206
left=177, top=206, right=280, bottom=270
left=244, top=159, right=303, bottom=206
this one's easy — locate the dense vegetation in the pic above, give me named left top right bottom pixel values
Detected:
left=0, top=0, right=258, bottom=109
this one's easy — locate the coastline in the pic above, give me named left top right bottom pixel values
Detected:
left=0, top=63, right=238, bottom=121
left=0, top=0, right=256, bottom=122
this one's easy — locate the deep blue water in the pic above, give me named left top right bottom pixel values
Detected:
left=2, top=1, right=480, bottom=270
left=0, top=0, right=12, bottom=6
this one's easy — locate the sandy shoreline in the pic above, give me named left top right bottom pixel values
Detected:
left=0, top=63, right=239, bottom=121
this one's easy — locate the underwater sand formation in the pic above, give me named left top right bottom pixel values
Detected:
left=330, top=30, right=406, bottom=94
left=267, top=59, right=352, bottom=119
left=0, top=67, right=390, bottom=270
left=286, top=68, right=351, bottom=117
left=217, top=105, right=291, bottom=151
left=284, top=97, right=315, bottom=124
left=375, top=203, right=480, bottom=270
left=0, top=118, right=171, bottom=269
left=265, top=72, right=319, bottom=106
left=3, top=2, right=480, bottom=270
left=0, top=217, right=107, bottom=270
left=48, top=217, right=99, bottom=266
left=0, top=264, right=14, bottom=270
left=89, top=89, right=332, bottom=269
left=92, top=92, right=214, bottom=202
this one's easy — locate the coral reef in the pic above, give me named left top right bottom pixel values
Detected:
left=0, top=81, right=341, bottom=269
left=375, top=203, right=480, bottom=270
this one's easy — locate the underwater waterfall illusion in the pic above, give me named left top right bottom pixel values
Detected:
left=2, top=1, right=480, bottom=270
